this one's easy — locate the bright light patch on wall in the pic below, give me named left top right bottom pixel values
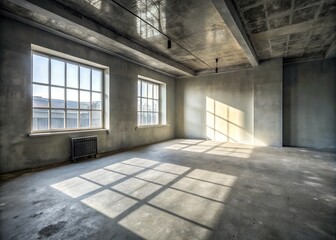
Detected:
left=206, top=97, right=252, bottom=143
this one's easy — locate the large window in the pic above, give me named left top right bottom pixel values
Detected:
left=137, top=78, right=160, bottom=125
left=32, top=52, right=103, bottom=132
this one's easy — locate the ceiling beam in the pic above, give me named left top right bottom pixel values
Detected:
left=325, top=40, right=336, bottom=59
left=251, top=15, right=336, bottom=41
left=5, top=0, right=195, bottom=76
left=211, top=0, right=259, bottom=67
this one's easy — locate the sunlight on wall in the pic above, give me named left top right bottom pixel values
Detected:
left=206, top=97, right=252, bottom=143
left=254, top=138, right=267, bottom=146
left=51, top=157, right=237, bottom=240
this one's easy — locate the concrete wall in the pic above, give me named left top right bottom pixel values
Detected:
left=175, top=58, right=283, bottom=146
left=0, top=16, right=175, bottom=173
left=283, top=58, right=336, bottom=149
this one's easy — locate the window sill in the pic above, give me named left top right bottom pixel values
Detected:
left=29, top=129, right=109, bottom=137
left=136, top=124, right=171, bottom=129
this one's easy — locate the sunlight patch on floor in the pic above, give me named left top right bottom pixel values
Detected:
left=51, top=157, right=237, bottom=239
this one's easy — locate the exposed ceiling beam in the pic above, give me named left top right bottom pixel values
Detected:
left=5, top=0, right=195, bottom=76
left=325, top=40, right=336, bottom=59
left=251, top=15, right=336, bottom=41
left=0, top=10, right=176, bottom=78
left=211, top=0, right=259, bottom=67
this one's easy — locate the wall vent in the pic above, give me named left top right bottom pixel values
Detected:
left=71, top=136, right=97, bottom=162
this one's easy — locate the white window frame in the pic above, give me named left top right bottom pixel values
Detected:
left=31, top=46, right=108, bottom=133
left=137, top=76, right=165, bottom=126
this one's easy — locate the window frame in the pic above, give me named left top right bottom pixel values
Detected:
left=137, top=78, right=161, bottom=126
left=31, top=50, right=104, bottom=133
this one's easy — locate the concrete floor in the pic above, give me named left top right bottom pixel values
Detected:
left=1, top=139, right=335, bottom=240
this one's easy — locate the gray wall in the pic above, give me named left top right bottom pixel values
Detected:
left=175, top=58, right=283, bottom=146
left=283, top=58, right=336, bottom=149
left=0, top=16, right=175, bottom=173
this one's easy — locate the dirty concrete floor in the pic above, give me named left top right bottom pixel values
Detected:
left=1, top=139, right=335, bottom=240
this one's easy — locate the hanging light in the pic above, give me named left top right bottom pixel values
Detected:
left=167, top=38, right=172, bottom=49
left=215, top=58, right=218, bottom=73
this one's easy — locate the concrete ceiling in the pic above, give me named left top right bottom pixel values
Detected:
left=1, top=0, right=335, bottom=76
left=233, top=0, right=336, bottom=62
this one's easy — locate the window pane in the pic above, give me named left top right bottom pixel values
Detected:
left=33, top=55, right=49, bottom=84
left=67, top=110, right=78, bottom=128
left=51, top=110, right=65, bottom=129
left=80, top=111, right=90, bottom=128
left=80, top=91, right=90, bottom=109
left=32, top=109, right=49, bottom=130
left=67, top=63, right=78, bottom=88
left=51, top=59, right=65, bottom=86
left=92, top=92, right=101, bottom=110
left=138, top=81, right=141, bottom=96
left=148, top=83, right=153, bottom=98
left=33, top=84, right=49, bottom=107
left=80, top=66, right=90, bottom=90
left=153, top=100, right=159, bottom=112
left=67, top=89, right=78, bottom=109
left=141, top=98, right=147, bottom=111
left=51, top=87, right=65, bottom=108
left=142, top=112, right=147, bottom=125
left=92, top=69, right=102, bottom=91
left=138, top=112, right=141, bottom=125
left=147, top=113, right=152, bottom=125
left=92, top=111, right=101, bottom=128
left=137, top=98, right=141, bottom=111
left=153, top=85, right=159, bottom=99
left=141, top=82, right=147, bottom=97
left=148, top=99, right=153, bottom=111
left=153, top=113, right=159, bottom=124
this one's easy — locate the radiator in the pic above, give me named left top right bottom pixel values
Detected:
left=71, top=136, right=97, bottom=162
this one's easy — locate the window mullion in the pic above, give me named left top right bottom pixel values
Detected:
left=90, top=69, right=92, bottom=128
left=64, top=61, right=67, bottom=129
left=77, top=65, right=80, bottom=129
left=48, top=56, right=51, bottom=130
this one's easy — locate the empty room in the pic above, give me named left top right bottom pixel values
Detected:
left=0, top=0, right=335, bottom=239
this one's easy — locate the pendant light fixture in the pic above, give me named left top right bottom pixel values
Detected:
left=167, top=38, right=172, bottom=49
left=215, top=58, right=218, bottom=73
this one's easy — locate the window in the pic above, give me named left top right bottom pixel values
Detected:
left=137, top=78, right=160, bottom=125
left=32, top=52, right=103, bottom=132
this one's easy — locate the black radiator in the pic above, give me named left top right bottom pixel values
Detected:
left=71, top=136, right=97, bottom=162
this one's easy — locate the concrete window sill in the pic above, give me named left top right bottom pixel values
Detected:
left=29, top=129, right=109, bottom=137
left=136, top=124, right=171, bottom=129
